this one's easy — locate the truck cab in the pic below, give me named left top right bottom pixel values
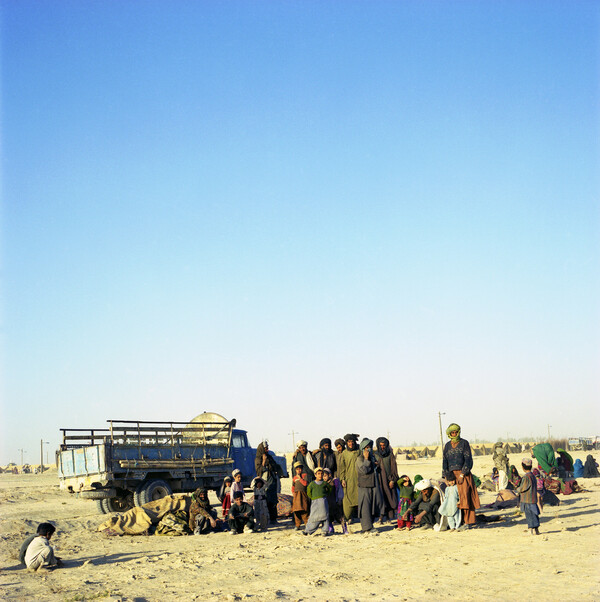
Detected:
left=230, top=429, right=288, bottom=485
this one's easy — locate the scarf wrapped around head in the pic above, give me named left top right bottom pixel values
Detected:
left=334, top=438, right=345, bottom=450
left=344, top=433, right=359, bottom=445
left=191, top=488, right=211, bottom=510
left=319, top=438, right=332, bottom=449
left=446, top=423, right=461, bottom=442
left=413, top=474, right=423, bottom=486
left=359, top=438, right=373, bottom=451
left=375, top=437, right=391, bottom=457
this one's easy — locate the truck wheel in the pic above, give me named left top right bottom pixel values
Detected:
left=133, top=483, right=145, bottom=507
left=138, top=479, right=172, bottom=505
left=96, top=500, right=108, bottom=514
left=102, top=496, right=134, bottom=513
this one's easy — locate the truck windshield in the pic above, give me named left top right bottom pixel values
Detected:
left=232, top=433, right=246, bottom=448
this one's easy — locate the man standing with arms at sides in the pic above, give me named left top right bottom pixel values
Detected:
left=338, top=433, right=360, bottom=523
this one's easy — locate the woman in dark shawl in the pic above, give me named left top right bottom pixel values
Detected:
left=314, top=438, right=337, bottom=475
left=556, top=448, right=574, bottom=477
left=255, top=440, right=282, bottom=523
left=508, top=465, right=521, bottom=489
left=442, top=423, right=480, bottom=526
left=373, top=437, right=399, bottom=522
left=583, top=454, right=600, bottom=478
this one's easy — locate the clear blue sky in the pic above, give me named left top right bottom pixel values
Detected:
left=2, top=1, right=599, bottom=464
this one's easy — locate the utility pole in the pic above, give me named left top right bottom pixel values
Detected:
left=40, top=440, right=49, bottom=472
left=547, top=424, right=552, bottom=440
left=438, top=412, right=446, bottom=449
left=18, top=448, right=25, bottom=466
left=288, top=430, right=298, bottom=451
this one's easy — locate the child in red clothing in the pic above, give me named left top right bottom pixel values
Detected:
left=291, top=461, right=310, bottom=529
left=219, top=476, right=233, bottom=519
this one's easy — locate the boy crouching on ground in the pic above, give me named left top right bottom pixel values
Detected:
left=21, top=523, right=63, bottom=570
left=228, top=491, right=256, bottom=534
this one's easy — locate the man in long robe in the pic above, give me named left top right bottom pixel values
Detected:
left=356, top=438, right=377, bottom=532
left=373, top=437, right=398, bottom=522
left=337, top=433, right=360, bottom=521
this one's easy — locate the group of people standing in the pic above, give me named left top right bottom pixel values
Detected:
left=186, top=422, right=596, bottom=538
left=290, top=434, right=401, bottom=534
left=287, top=423, right=482, bottom=535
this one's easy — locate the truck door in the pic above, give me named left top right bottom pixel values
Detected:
left=231, top=431, right=254, bottom=485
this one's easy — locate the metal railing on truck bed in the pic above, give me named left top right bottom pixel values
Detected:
left=60, top=418, right=235, bottom=450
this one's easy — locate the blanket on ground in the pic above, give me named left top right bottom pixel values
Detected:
left=97, top=495, right=191, bottom=535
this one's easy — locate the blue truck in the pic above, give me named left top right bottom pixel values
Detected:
left=57, top=413, right=287, bottom=514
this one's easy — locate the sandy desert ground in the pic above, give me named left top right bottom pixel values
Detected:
left=1, top=450, right=599, bottom=602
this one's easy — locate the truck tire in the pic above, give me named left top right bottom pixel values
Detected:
left=133, top=483, right=145, bottom=507
left=96, top=500, right=107, bottom=514
left=80, top=488, right=117, bottom=500
left=102, top=496, right=134, bottom=513
left=138, top=479, right=172, bottom=505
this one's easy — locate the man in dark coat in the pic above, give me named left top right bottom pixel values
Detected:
left=356, top=438, right=377, bottom=533
left=338, top=434, right=360, bottom=521
left=373, top=437, right=399, bottom=522
left=314, top=438, right=337, bottom=475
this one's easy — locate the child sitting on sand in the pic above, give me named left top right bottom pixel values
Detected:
left=438, top=473, right=461, bottom=531
left=21, top=523, right=63, bottom=570
left=251, top=477, right=269, bottom=531
left=228, top=491, right=256, bottom=534
left=397, top=475, right=415, bottom=530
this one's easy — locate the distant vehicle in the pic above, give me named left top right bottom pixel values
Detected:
left=568, top=438, right=585, bottom=451
left=57, top=413, right=287, bottom=514
left=585, top=437, right=600, bottom=450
